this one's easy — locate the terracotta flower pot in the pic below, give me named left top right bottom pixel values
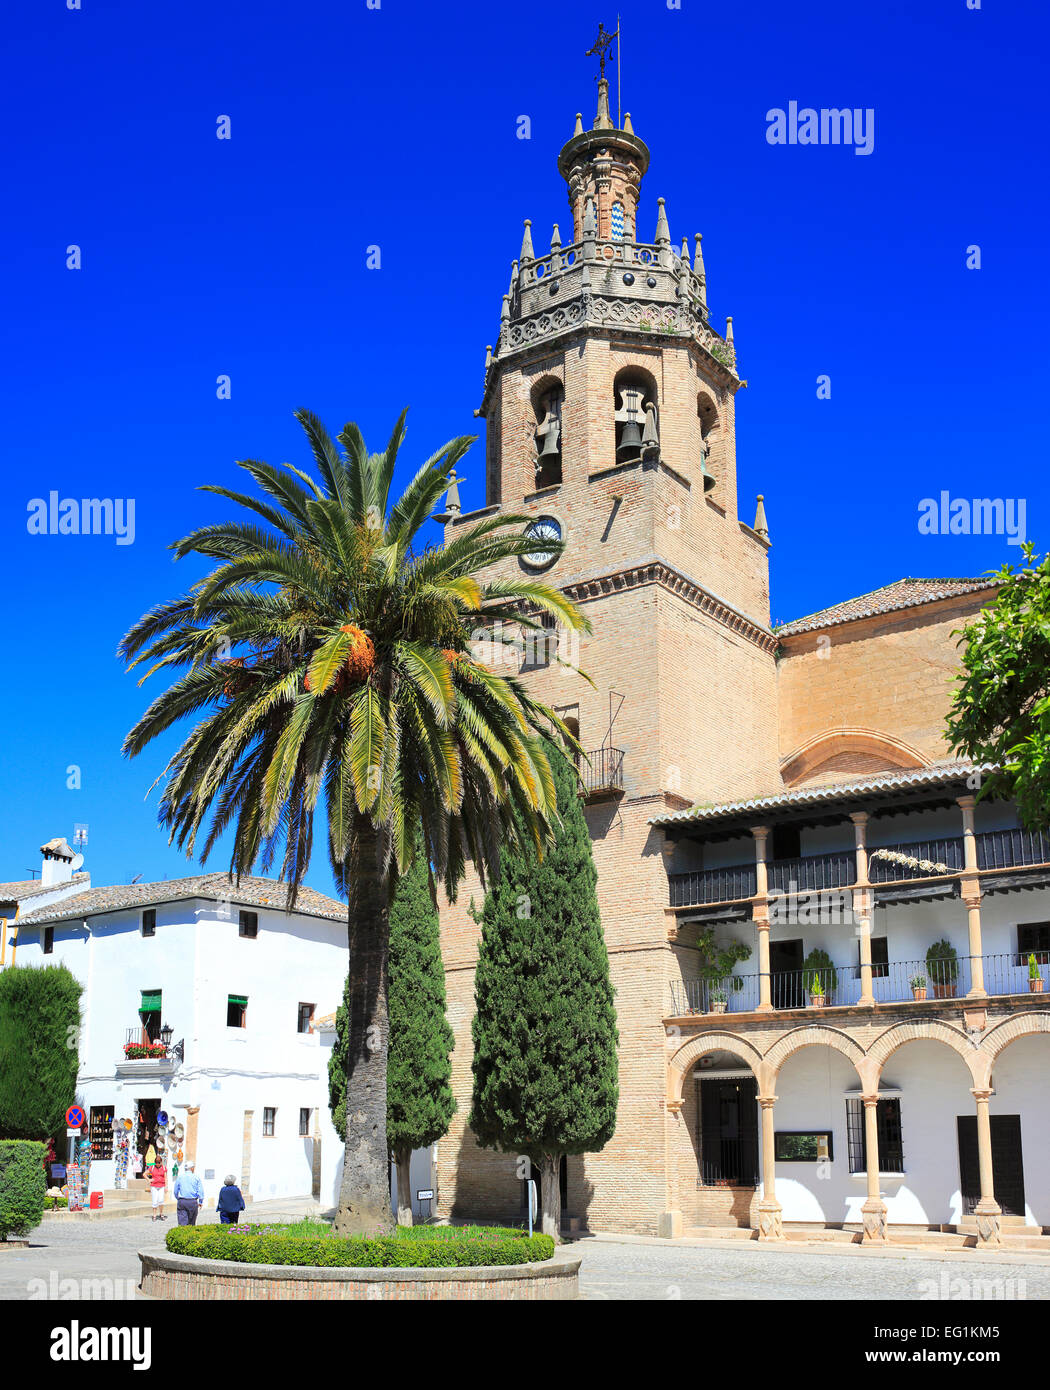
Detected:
left=912, top=987, right=927, bottom=1001
left=810, top=995, right=826, bottom=1008
left=932, top=982, right=956, bottom=999
left=1030, top=977, right=1044, bottom=993
left=709, top=1000, right=727, bottom=1015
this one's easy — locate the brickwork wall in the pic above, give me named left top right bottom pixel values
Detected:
left=139, top=1255, right=579, bottom=1301
left=776, top=595, right=993, bottom=773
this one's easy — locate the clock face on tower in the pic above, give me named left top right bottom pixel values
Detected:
left=522, top=516, right=562, bottom=569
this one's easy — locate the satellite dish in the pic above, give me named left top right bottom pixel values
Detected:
left=70, top=853, right=84, bottom=873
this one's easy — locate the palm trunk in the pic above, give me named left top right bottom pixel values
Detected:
left=394, top=1147, right=413, bottom=1226
left=539, top=1154, right=561, bottom=1242
left=333, top=815, right=395, bottom=1235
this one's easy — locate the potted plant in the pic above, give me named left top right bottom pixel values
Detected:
left=802, top=948, right=838, bottom=1004
left=696, top=931, right=752, bottom=1015
left=926, top=939, right=959, bottom=999
left=910, top=975, right=928, bottom=1001
left=808, top=973, right=826, bottom=1008
left=1029, top=953, right=1044, bottom=993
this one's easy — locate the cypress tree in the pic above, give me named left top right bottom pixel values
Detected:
left=469, top=739, right=618, bottom=1238
left=329, top=845, right=455, bottom=1224
left=0, top=964, right=82, bottom=1142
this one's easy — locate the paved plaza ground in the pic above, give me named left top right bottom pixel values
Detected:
left=1, top=1203, right=1046, bottom=1301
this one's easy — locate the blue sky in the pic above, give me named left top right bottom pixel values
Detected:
left=2, top=0, right=1047, bottom=897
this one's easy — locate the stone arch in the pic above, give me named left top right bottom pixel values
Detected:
left=780, top=728, right=929, bottom=789
left=667, top=1031, right=766, bottom=1105
left=763, top=1026, right=866, bottom=1089
left=982, top=1011, right=1050, bottom=1065
left=867, top=1018, right=980, bottom=1086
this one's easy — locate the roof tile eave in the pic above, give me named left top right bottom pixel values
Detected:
left=651, top=760, right=997, bottom=828
left=775, top=577, right=998, bottom=638
left=16, top=873, right=347, bottom=927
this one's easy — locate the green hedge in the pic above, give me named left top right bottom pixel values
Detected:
left=165, top=1224, right=555, bottom=1267
left=0, top=1140, right=46, bottom=1239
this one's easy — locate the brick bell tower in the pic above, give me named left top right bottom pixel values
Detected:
left=435, top=68, right=781, bottom=1236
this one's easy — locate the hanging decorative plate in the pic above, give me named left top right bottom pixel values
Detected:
left=123, top=1118, right=133, bottom=1130
left=172, top=1123, right=184, bottom=1140
left=157, top=1110, right=169, bottom=1127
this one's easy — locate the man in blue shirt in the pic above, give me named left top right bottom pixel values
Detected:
left=174, top=1161, right=205, bottom=1225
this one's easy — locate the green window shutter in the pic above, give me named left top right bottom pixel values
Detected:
left=140, top=990, right=162, bottom=1012
left=228, top=994, right=248, bottom=1008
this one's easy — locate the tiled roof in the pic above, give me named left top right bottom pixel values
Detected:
left=16, top=873, right=347, bottom=927
left=775, top=577, right=998, bottom=637
left=651, top=761, right=996, bottom=828
left=0, top=874, right=90, bottom=906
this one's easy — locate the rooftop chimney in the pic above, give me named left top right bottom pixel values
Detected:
left=40, top=837, right=77, bottom=888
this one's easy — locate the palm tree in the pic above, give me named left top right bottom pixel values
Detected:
left=119, top=408, right=589, bottom=1234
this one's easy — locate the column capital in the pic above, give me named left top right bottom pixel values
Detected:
left=956, top=794, right=977, bottom=812
left=750, top=825, right=770, bottom=844
left=970, top=1087, right=994, bottom=1103
left=860, top=1093, right=881, bottom=1107
left=757, top=1094, right=778, bottom=1109
left=849, top=810, right=870, bottom=827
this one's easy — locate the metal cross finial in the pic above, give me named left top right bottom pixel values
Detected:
left=585, top=21, right=618, bottom=80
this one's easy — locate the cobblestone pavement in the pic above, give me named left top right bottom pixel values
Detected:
left=570, top=1236, right=1050, bottom=1301
left=2, top=1211, right=1046, bottom=1301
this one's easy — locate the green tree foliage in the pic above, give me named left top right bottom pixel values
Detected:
left=469, top=741, right=618, bottom=1237
left=119, top=408, right=589, bottom=1235
left=329, top=844, right=456, bottom=1223
left=947, top=544, right=1050, bottom=829
left=387, top=847, right=456, bottom=1223
left=0, top=964, right=82, bottom=1141
left=0, top=1141, right=47, bottom=1240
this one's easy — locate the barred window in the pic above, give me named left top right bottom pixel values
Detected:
left=845, top=1097, right=904, bottom=1174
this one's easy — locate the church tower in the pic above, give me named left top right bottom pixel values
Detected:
left=436, top=64, right=782, bottom=1236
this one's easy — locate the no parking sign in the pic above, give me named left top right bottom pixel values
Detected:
left=65, top=1105, right=85, bottom=1129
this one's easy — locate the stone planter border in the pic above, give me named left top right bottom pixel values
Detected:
left=139, top=1249, right=580, bottom=1300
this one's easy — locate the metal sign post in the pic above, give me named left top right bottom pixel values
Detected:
left=416, top=1188, right=434, bottom=1222
left=527, top=1178, right=538, bottom=1237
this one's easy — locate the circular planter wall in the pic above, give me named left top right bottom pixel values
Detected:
left=139, top=1250, right=580, bottom=1300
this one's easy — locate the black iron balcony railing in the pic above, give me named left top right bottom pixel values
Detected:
left=579, top=746, right=624, bottom=798
left=768, top=852, right=856, bottom=894
left=668, top=953, right=1050, bottom=1016
left=669, top=863, right=756, bottom=908
left=976, top=827, right=1050, bottom=870
left=669, top=974, right=762, bottom=1017
left=868, top=837, right=965, bottom=881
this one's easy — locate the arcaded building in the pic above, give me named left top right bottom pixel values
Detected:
left=434, top=79, right=1048, bottom=1247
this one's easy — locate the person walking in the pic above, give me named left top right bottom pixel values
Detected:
left=174, top=1161, right=205, bottom=1225
left=148, top=1158, right=167, bottom=1221
left=216, top=1174, right=246, bottom=1224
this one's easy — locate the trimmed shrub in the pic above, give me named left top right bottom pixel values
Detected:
left=0, top=963, right=82, bottom=1141
left=0, top=1140, right=46, bottom=1239
left=165, top=1223, right=554, bottom=1267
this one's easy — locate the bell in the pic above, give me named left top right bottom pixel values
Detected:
left=616, top=419, right=643, bottom=460
left=700, top=459, right=716, bottom=493
left=537, top=426, right=561, bottom=459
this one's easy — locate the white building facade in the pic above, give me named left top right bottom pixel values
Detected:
left=6, top=852, right=435, bottom=1216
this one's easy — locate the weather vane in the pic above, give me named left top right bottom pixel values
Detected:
left=585, top=21, right=618, bottom=81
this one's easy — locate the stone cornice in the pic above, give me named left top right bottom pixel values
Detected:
left=561, top=560, right=777, bottom=654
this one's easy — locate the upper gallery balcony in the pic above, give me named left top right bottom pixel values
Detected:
left=668, top=828, right=1050, bottom=910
